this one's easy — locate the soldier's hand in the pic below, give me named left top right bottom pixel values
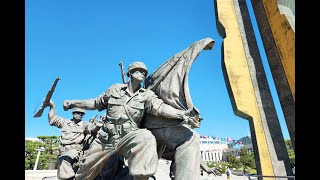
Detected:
left=187, top=116, right=201, bottom=128
left=181, top=109, right=193, bottom=120
left=48, top=100, right=55, bottom=108
left=95, top=115, right=106, bottom=127
left=63, top=100, right=73, bottom=111
left=181, top=109, right=201, bottom=128
left=180, top=116, right=197, bottom=128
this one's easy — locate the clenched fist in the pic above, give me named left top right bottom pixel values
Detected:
left=63, top=100, right=74, bottom=111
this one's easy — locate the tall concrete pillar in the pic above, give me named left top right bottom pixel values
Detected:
left=212, top=152, right=215, bottom=162
left=218, top=151, right=222, bottom=161
left=250, top=0, right=295, bottom=151
left=201, top=151, right=206, bottom=162
left=213, top=0, right=293, bottom=179
left=205, top=152, right=210, bottom=161
left=209, top=152, right=213, bottom=161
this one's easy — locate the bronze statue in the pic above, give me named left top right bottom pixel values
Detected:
left=47, top=100, right=103, bottom=180
left=63, top=61, right=198, bottom=180
left=60, top=37, right=215, bottom=180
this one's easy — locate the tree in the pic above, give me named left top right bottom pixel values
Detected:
left=25, top=140, right=46, bottom=170
left=224, top=152, right=241, bottom=168
left=285, top=139, right=293, bottom=149
left=239, top=148, right=255, bottom=169
left=37, top=136, right=60, bottom=155
left=285, top=139, right=295, bottom=165
left=25, top=136, right=60, bottom=170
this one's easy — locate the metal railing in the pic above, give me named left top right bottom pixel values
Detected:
left=246, top=174, right=295, bottom=180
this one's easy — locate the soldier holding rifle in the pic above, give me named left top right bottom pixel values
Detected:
left=33, top=77, right=104, bottom=180
left=48, top=100, right=104, bottom=180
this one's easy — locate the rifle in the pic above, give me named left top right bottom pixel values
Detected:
left=89, top=114, right=98, bottom=123
left=33, top=77, right=61, bottom=118
left=119, top=61, right=127, bottom=84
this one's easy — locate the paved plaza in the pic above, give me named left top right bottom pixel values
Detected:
left=26, top=159, right=249, bottom=180
left=154, top=159, right=248, bottom=180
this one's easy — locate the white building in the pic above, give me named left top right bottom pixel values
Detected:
left=200, top=136, right=229, bottom=162
left=25, top=137, right=42, bottom=142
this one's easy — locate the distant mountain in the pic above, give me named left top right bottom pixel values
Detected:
left=238, top=136, right=252, bottom=145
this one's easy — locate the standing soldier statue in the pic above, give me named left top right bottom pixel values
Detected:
left=48, top=100, right=104, bottom=180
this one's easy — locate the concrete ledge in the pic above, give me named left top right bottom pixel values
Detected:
left=25, top=170, right=57, bottom=180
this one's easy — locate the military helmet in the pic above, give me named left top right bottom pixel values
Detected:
left=126, top=61, right=148, bottom=77
left=72, top=107, right=86, bottom=114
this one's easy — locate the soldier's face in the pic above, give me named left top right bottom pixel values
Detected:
left=73, top=112, right=84, bottom=120
left=131, top=69, right=146, bottom=82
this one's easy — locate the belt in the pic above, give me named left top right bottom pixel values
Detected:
left=59, top=144, right=83, bottom=152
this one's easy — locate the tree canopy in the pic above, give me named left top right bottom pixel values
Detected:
left=25, top=136, right=60, bottom=170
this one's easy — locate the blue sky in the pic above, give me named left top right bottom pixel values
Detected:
left=25, top=0, right=290, bottom=141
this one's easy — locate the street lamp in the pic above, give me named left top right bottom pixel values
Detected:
left=33, top=146, right=45, bottom=170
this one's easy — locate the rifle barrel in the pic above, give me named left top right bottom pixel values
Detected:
left=119, top=61, right=126, bottom=84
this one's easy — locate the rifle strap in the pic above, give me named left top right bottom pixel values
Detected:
left=122, top=104, right=139, bottom=130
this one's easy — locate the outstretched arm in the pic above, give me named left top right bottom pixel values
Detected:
left=63, top=98, right=97, bottom=110
left=158, top=104, right=201, bottom=127
left=157, top=103, right=189, bottom=120
left=63, top=90, right=110, bottom=111
left=48, top=100, right=56, bottom=121
left=145, top=90, right=200, bottom=124
left=48, top=100, right=65, bottom=128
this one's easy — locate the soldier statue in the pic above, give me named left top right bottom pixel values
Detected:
left=48, top=100, right=103, bottom=180
left=63, top=61, right=199, bottom=180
